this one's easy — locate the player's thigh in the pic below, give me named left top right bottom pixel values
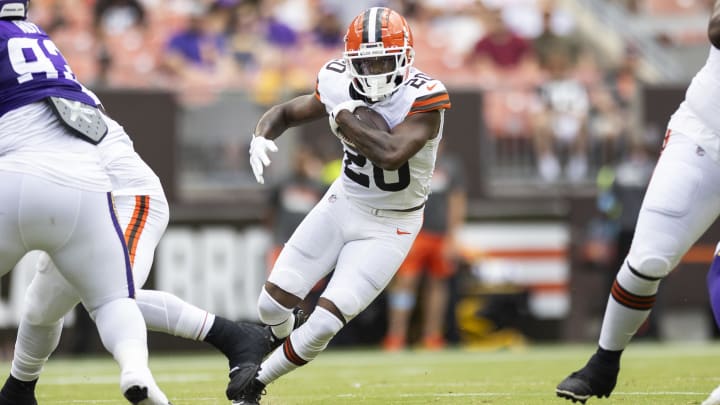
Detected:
left=50, top=190, right=134, bottom=313
left=630, top=134, right=720, bottom=269
left=269, top=204, right=344, bottom=299
left=24, top=253, right=80, bottom=325
left=114, top=194, right=169, bottom=287
left=324, top=224, right=420, bottom=319
left=0, top=172, right=27, bottom=276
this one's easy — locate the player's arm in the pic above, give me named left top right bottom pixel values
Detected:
left=335, top=110, right=442, bottom=171
left=709, top=0, right=720, bottom=49
left=254, top=94, right=327, bottom=140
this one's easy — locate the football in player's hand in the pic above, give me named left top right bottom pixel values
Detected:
left=353, top=106, right=390, bottom=132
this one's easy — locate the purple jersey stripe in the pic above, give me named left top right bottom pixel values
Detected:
left=106, top=192, right=135, bottom=298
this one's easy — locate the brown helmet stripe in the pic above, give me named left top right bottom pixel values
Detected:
left=361, top=8, right=371, bottom=43
left=373, top=7, right=385, bottom=43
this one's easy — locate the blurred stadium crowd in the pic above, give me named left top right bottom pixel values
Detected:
left=29, top=0, right=713, bottom=186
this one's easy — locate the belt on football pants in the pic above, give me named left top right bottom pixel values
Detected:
left=366, top=202, right=425, bottom=218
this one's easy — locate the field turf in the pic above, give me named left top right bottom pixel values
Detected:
left=18, top=342, right=720, bottom=404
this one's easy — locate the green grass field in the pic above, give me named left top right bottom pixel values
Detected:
left=21, top=342, right=720, bottom=404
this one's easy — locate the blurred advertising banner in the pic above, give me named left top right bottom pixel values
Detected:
left=155, top=226, right=271, bottom=321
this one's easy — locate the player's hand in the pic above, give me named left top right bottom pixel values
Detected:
left=329, top=99, right=366, bottom=136
left=249, top=135, right=278, bottom=184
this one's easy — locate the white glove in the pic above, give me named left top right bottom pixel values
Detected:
left=328, top=100, right=366, bottom=145
left=249, top=135, right=278, bottom=184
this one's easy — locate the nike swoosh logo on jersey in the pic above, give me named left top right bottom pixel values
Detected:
left=396, top=228, right=411, bottom=235
left=426, top=83, right=437, bottom=91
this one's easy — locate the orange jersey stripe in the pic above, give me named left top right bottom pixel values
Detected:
left=124, top=195, right=150, bottom=267
left=409, top=93, right=451, bottom=116
left=412, top=93, right=449, bottom=109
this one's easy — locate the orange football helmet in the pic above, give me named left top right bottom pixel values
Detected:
left=344, top=7, right=415, bottom=101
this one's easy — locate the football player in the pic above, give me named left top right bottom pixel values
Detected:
left=0, top=1, right=169, bottom=403
left=557, top=1, right=720, bottom=404
left=235, top=7, right=451, bottom=404
left=0, top=1, right=267, bottom=404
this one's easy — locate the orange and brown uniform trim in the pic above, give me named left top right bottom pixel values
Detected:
left=409, top=91, right=451, bottom=116
left=124, top=195, right=149, bottom=267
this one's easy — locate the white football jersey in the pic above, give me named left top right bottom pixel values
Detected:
left=98, top=113, right=163, bottom=197
left=670, top=46, right=720, bottom=163
left=315, top=60, right=451, bottom=210
left=0, top=102, right=111, bottom=192
left=686, top=46, right=720, bottom=134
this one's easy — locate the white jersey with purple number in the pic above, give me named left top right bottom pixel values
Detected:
left=315, top=60, right=451, bottom=211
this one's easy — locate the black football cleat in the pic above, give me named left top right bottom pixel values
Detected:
left=224, top=322, right=272, bottom=400
left=265, top=307, right=308, bottom=356
left=231, top=378, right=266, bottom=405
left=123, top=386, right=148, bottom=404
left=0, top=375, right=38, bottom=405
left=123, top=384, right=173, bottom=405
left=0, top=375, right=37, bottom=405
left=556, top=352, right=620, bottom=403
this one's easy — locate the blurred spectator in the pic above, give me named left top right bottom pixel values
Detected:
left=467, top=6, right=534, bottom=79
left=40, top=0, right=98, bottom=83
left=94, top=0, right=146, bottom=35
left=310, top=7, right=344, bottom=49
left=531, top=47, right=590, bottom=182
left=230, top=0, right=262, bottom=70
left=587, top=86, right=627, bottom=167
left=93, top=0, right=151, bottom=87
left=605, top=45, right=643, bottom=111
left=532, top=1, right=583, bottom=71
left=383, top=148, right=467, bottom=351
left=499, top=0, right=576, bottom=39
left=161, top=0, right=239, bottom=103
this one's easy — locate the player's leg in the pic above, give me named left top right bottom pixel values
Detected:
left=47, top=189, right=168, bottom=404
left=0, top=173, right=40, bottom=405
left=383, top=232, right=426, bottom=351
left=707, top=242, right=720, bottom=327
left=702, top=243, right=720, bottom=405
left=257, top=198, right=344, bottom=347
left=244, top=210, right=422, bottom=404
left=557, top=132, right=720, bottom=402
left=109, top=193, right=272, bottom=397
left=0, top=253, right=80, bottom=405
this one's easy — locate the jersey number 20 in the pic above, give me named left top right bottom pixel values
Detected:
left=344, top=149, right=410, bottom=191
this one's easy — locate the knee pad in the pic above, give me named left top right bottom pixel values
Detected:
left=321, top=288, right=362, bottom=320
left=257, top=288, right=292, bottom=326
left=630, top=255, right=672, bottom=279
left=305, top=307, right=343, bottom=342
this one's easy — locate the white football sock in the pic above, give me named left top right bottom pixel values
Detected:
left=135, top=289, right=215, bottom=340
